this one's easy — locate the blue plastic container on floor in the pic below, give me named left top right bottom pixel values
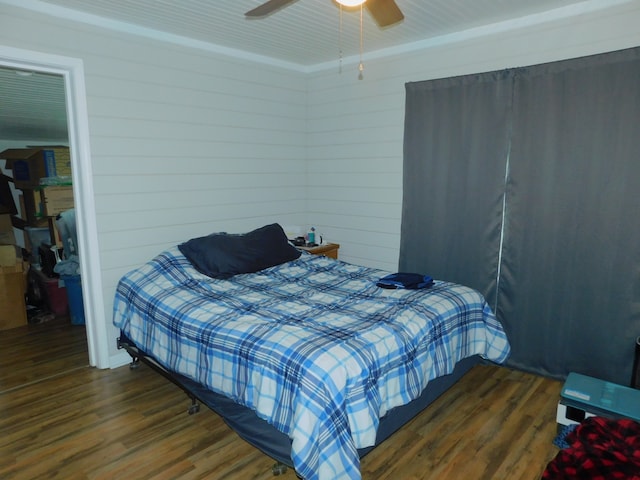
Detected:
left=61, top=274, right=85, bottom=325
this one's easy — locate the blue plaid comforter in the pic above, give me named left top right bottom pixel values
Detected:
left=113, top=247, right=510, bottom=480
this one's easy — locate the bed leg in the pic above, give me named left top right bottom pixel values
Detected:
left=271, top=462, right=288, bottom=476
left=188, top=395, right=200, bottom=415
left=129, top=358, right=141, bottom=370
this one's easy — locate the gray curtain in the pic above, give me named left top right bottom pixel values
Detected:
left=401, top=71, right=513, bottom=304
left=401, top=47, right=640, bottom=384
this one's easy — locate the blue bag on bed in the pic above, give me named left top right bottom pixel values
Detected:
left=376, top=272, right=434, bottom=290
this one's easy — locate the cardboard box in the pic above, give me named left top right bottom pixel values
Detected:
left=0, top=244, right=20, bottom=266
left=0, top=213, right=16, bottom=245
left=22, top=188, right=74, bottom=224
left=0, top=147, right=71, bottom=188
left=41, top=186, right=74, bottom=217
left=27, top=146, right=72, bottom=177
left=0, top=259, right=28, bottom=330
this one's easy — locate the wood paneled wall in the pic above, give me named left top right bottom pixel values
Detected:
left=2, top=1, right=640, bottom=366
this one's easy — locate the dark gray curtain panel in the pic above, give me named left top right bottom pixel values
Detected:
left=500, top=49, right=640, bottom=383
left=401, top=47, right=640, bottom=384
left=400, top=71, right=513, bottom=305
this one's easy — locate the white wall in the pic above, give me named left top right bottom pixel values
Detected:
left=0, top=4, right=308, bottom=363
left=2, top=1, right=640, bottom=366
left=306, top=1, right=640, bottom=271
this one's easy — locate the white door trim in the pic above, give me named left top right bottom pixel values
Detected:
left=0, top=45, right=109, bottom=369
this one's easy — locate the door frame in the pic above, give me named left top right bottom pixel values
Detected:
left=0, top=46, right=109, bottom=368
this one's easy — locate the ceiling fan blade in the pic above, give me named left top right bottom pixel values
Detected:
left=245, top=0, right=299, bottom=18
left=365, top=0, right=404, bottom=27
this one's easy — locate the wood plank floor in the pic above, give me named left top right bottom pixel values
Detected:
left=0, top=316, right=89, bottom=392
left=0, top=320, right=562, bottom=479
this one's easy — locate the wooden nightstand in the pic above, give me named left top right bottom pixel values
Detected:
left=298, top=243, right=340, bottom=259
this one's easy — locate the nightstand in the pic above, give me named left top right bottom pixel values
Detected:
left=298, top=243, right=340, bottom=259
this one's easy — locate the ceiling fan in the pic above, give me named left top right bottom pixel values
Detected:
left=245, top=0, right=404, bottom=28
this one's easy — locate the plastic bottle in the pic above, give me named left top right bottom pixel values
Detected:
left=308, top=227, right=316, bottom=245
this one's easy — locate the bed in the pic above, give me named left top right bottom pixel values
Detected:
left=113, top=224, right=511, bottom=480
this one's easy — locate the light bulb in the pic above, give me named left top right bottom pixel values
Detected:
left=335, top=0, right=366, bottom=7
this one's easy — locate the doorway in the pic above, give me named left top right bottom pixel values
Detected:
left=0, top=45, right=109, bottom=369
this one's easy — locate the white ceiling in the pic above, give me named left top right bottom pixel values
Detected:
left=0, top=67, right=67, bottom=142
left=0, top=0, right=621, bottom=142
left=32, top=0, right=598, bottom=68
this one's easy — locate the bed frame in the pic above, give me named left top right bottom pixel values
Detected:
left=118, top=331, right=480, bottom=476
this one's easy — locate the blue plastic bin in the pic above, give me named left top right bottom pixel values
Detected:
left=61, top=274, right=85, bottom=325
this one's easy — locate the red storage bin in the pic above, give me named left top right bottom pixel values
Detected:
left=32, top=268, right=68, bottom=316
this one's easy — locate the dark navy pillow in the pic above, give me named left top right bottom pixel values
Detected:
left=178, top=223, right=301, bottom=279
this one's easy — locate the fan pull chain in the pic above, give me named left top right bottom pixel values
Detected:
left=358, top=3, right=364, bottom=80
left=338, top=5, right=343, bottom=74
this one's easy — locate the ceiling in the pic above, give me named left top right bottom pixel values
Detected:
left=0, top=67, right=67, bottom=142
left=33, top=0, right=595, bottom=68
left=0, top=0, right=614, bottom=142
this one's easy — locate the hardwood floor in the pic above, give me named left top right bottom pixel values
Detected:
left=0, top=316, right=89, bottom=392
left=0, top=320, right=562, bottom=479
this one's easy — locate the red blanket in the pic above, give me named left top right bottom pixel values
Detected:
left=543, top=416, right=640, bottom=479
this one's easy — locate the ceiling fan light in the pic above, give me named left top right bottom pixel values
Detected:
left=335, top=0, right=366, bottom=7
